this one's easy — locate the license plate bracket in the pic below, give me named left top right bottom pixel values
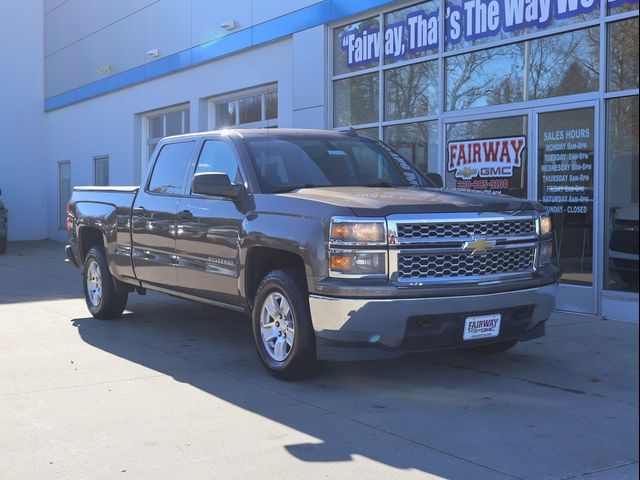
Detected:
left=463, top=314, right=501, bottom=341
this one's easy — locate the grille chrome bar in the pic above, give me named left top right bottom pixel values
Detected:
left=388, top=212, right=539, bottom=246
left=397, top=246, right=536, bottom=281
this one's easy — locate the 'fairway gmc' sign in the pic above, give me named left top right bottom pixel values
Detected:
left=447, top=136, right=526, bottom=181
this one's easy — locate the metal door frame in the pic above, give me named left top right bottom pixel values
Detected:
left=532, top=99, right=600, bottom=315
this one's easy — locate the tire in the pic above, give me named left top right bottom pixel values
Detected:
left=0, top=235, right=6, bottom=255
left=252, top=269, right=321, bottom=380
left=470, top=339, right=518, bottom=354
left=82, top=246, right=128, bottom=319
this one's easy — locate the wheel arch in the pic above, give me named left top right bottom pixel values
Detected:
left=244, top=246, right=308, bottom=308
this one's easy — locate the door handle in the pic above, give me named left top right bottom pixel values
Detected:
left=133, top=206, right=146, bottom=215
left=178, top=209, right=193, bottom=220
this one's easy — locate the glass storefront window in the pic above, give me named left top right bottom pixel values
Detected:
left=333, top=16, right=380, bottom=76
left=445, top=115, right=528, bottom=197
left=538, top=107, right=596, bottom=286
left=355, top=127, right=379, bottom=140
left=527, top=27, right=599, bottom=100
left=385, top=60, right=439, bottom=120
left=333, top=73, right=379, bottom=127
left=446, top=27, right=599, bottom=111
left=605, top=95, right=639, bottom=292
left=383, top=121, right=438, bottom=173
left=384, top=1, right=439, bottom=64
left=446, top=43, right=524, bottom=110
left=212, top=87, right=278, bottom=129
left=238, top=94, right=262, bottom=124
left=608, top=17, right=639, bottom=92
left=608, top=0, right=639, bottom=15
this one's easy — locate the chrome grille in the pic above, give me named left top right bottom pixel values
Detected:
left=396, top=219, right=536, bottom=240
left=397, top=247, right=536, bottom=280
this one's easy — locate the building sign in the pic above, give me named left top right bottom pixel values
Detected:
left=340, top=0, right=638, bottom=67
left=447, top=136, right=526, bottom=193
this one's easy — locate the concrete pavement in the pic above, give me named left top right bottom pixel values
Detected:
left=0, top=241, right=638, bottom=479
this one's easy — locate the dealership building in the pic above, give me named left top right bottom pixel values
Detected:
left=1, top=0, right=638, bottom=320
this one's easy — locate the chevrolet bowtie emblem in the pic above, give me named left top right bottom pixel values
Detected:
left=463, top=238, right=496, bottom=255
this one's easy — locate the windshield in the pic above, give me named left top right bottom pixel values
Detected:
left=244, top=136, right=425, bottom=193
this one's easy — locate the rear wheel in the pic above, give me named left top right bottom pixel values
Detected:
left=82, top=246, right=128, bottom=319
left=252, top=269, right=321, bottom=380
left=470, top=339, right=518, bottom=353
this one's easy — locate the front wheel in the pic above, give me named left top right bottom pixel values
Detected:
left=82, top=246, right=128, bottom=319
left=252, top=269, right=321, bottom=380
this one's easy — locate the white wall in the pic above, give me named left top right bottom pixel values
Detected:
left=0, top=0, right=47, bottom=240
left=45, top=0, right=325, bottom=97
left=44, top=35, right=328, bottom=241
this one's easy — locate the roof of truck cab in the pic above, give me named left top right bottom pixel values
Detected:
left=162, top=128, right=361, bottom=141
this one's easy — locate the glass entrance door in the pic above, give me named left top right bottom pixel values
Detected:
left=535, top=104, right=598, bottom=314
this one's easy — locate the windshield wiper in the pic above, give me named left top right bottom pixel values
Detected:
left=362, top=182, right=402, bottom=188
left=270, top=184, right=321, bottom=193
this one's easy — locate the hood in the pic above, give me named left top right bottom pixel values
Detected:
left=280, top=187, right=542, bottom=216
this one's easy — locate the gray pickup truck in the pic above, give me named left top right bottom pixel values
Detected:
left=66, top=129, right=558, bottom=379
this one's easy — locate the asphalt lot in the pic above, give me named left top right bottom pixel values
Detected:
left=0, top=241, right=638, bottom=480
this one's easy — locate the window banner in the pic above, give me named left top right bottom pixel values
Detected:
left=340, top=0, right=638, bottom=68
left=447, top=136, right=526, bottom=193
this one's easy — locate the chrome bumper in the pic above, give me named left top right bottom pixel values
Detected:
left=309, top=284, right=557, bottom=360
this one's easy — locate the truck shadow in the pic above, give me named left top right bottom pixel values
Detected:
left=70, top=297, right=572, bottom=479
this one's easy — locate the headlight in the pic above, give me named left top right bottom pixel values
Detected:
left=538, top=240, right=553, bottom=266
left=330, top=217, right=386, bottom=245
left=329, top=251, right=387, bottom=276
left=539, top=215, right=552, bottom=237
left=329, top=217, right=388, bottom=278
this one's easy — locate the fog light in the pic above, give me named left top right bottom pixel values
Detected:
left=539, top=240, right=553, bottom=266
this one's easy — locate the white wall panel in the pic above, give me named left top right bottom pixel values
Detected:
left=44, top=0, right=76, bottom=56
left=252, top=0, right=322, bottom=25
left=292, top=25, right=325, bottom=111
left=72, top=0, right=156, bottom=42
left=106, top=10, right=145, bottom=74
left=44, top=0, right=67, bottom=14
left=191, top=0, right=252, bottom=47
left=44, top=46, right=77, bottom=97
left=1, top=0, right=46, bottom=240
left=144, top=0, right=191, bottom=62
left=75, top=27, right=108, bottom=89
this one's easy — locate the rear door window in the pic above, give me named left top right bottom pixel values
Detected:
left=147, top=142, right=195, bottom=195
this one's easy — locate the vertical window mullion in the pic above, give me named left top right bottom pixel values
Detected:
left=378, top=12, right=384, bottom=139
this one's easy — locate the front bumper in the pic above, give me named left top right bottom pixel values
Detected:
left=309, top=283, right=557, bottom=361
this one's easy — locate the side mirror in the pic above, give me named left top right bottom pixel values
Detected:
left=424, top=172, right=444, bottom=188
left=192, top=173, right=244, bottom=200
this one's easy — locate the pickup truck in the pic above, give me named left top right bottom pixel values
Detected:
left=66, top=129, right=558, bottom=379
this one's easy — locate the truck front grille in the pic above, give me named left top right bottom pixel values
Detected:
left=397, top=247, right=536, bottom=281
left=396, top=219, right=536, bottom=240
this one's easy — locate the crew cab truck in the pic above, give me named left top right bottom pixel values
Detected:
left=66, top=129, right=558, bottom=379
